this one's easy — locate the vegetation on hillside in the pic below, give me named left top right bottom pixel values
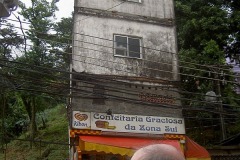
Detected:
left=0, top=0, right=72, bottom=150
left=0, top=104, right=69, bottom=160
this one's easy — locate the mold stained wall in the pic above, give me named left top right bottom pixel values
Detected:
left=72, top=0, right=179, bottom=81
left=71, top=0, right=182, bottom=118
left=73, top=16, right=177, bottom=80
left=71, top=81, right=182, bottom=117
left=75, top=0, right=174, bottom=19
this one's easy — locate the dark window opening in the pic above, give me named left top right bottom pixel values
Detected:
left=92, top=85, right=105, bottom=105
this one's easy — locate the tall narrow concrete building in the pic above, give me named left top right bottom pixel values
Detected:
left=69, top=0, right=186, bottom=159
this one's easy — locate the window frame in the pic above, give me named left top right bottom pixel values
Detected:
left=114, top=34, right=142, bottom=59
left=127, top=0, right=142, bottom=3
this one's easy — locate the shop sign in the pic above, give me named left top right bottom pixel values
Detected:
left=72, top=111, right=185, bottom=134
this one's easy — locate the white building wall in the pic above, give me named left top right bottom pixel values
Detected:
left=73, top=15, right=178, bottom=80
left=75, top=0, right=174, bottom=19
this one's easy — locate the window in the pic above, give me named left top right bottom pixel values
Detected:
left=114, top=35, right=142, bottom=58
left=92, top=85, right=105, bottom=105
left=128, top=0, right=142, bottom=3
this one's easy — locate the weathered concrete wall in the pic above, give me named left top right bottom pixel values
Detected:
left=75, top=0, right=175, bottom=19
left=73, top=15, right=178, bottom=80
left=70, top=0, right=182, bottom=133
left=71, top=76, right=182, bottom=118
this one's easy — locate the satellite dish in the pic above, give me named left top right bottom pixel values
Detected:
left=205, top=91, right=217, bottom=102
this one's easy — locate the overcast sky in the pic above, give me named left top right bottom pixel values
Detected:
left=7, top=0, right=74, bottom=31
left=11, top=0, right=74, bottom=21
left=5, top=0, right=74, bottom=57
left=55, top=0, right=74, bottom=20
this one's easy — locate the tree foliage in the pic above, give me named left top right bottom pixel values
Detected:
left=224, top=0, right=240, bottom=62
left=15, top=0, right=59, bottom=143
left=0, top=20, right=24, bottom=146
left=175, top=0, right=240, bottom=145
left=1, top=0, right=73, bottom=146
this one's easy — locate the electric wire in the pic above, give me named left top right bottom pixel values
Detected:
left=0, top=56, right=238, bottom=106
left=185, top=117, right=240, bottom=120
left=2, top=21, right=234, bottom=80
left=0, top=70, right=237, bottom=117
left=1, top=60, right=239, bottom=116
left=0, top=66, right=239, bottom=136
left=3, top=1, right=238, bottom=80
left=5, top=137, right=72, bottom=146
left=73, top=1, right=127, bottom=24
left=0, top=26, right=237, bottom=89
left=1, top=21, right=237, bottom=81
left=0, top=58, right=228, bottom=107
left=0, top=18, right=239, bottom=92
left=1, top=56, right=240, bottom=109
left=0, top=33, right=234, bottom=90
left=185, top=121, right=240, bottom=130
left=0, top=15, right=239, bottom=113
left=1, top=1, right=239, bottom=151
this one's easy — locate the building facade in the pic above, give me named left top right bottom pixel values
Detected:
left=69, top=0, right=187, bottom=159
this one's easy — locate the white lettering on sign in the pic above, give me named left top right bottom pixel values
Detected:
left=72, top=111, right=185, bottom=134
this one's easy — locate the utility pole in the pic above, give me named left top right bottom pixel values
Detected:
left=214, top=68, right=226, bottom=140
left=206, top=68, right=226, bottom=141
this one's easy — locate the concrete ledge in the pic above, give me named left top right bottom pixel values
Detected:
left=75, top=7, right=175, bottom=26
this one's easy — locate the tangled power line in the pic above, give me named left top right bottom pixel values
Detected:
left=0, top=2, right=240, bottom=154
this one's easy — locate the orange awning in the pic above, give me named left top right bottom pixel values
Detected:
left=185, top=136, right=211, bottom=160
left=79, top=135, right=182, bottom=157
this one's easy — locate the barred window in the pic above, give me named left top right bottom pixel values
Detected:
left=114, top=35, right=142, bottom=59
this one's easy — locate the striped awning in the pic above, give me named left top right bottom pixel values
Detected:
left=78, top=135, right=182, bottom=157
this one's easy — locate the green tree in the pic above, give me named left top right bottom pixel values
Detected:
left=15, top=0, right=63, bottom=146
left=224, top=1, right=240, bottom=62
left=0, top=1, right=73, bottom=149
left=175, top=0, right=240, bottom=145
left=0, top=20, right=24, bottom=147
left=50, top=17, right=73, bottom=89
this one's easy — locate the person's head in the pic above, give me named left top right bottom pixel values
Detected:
left=131, top=144, right=185, bottom=160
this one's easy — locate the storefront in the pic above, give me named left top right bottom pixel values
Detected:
left=69, top=111, right=211, bottom=160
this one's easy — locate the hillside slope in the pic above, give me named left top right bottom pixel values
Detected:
left=0, top=105, right=69, bottom=160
